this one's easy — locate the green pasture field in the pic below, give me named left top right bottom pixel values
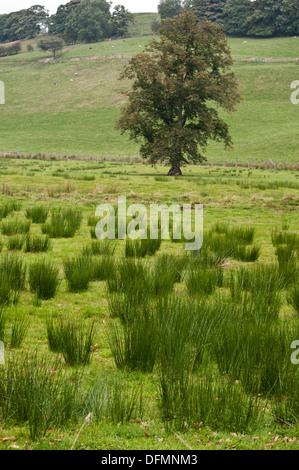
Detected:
left=0, top=35, right=298, bottom=163
left=0, top=158, right=298, bottom=450
left=127, top=12, right=161, bottom=38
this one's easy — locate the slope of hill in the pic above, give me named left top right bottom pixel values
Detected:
left=127, top=12, right=160, bottom=37
left=0, top=34, right=298, bottom=163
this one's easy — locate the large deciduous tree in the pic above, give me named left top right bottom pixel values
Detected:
left=116, top=11, right=242, bottom=176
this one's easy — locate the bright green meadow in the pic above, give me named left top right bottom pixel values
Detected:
left=0, top=17, right=299, bottom=451
left=0, top=31, right=298, bottom=163
left=0, top=158, right=298, bottom=450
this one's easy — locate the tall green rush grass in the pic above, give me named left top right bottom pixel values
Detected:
left=24, top=234, right=51, bottom=253
left=29, top=258, right=59, bottom=302
left=1, top=218, right=31, bottom=236
left=150, top=254, right=187, bottom=296
left=185, top=268, right=222, bottom=297
left=46, top=316, right=95, bottom=366
left=108, top=304, right=159, bottom=373
left=25, top=205, right=49, bottom=223
left=83, top=373, right=143, bottom=424
left=63, top=255, right=93, bottom=292
left=287, top=284, right=299, bottom=315
left=0, top=352, right=81, bottom=439
left=89, top=256, right=116, bottom=282
left=0, top=309, right=7, bottom=341
left=125, top=236, right=162, bottom=258
left=82, top=239, right=116, bottom=257
left=10, top=313, right=29, bottom=348
left=0, top=201, right=19, bottom=220
left=155, top=297, right=263, bottom=432
left=0, top=253, right=26, bottom=305
left=42, top=208, right=82, bottom=238
left=7, top=235, right=25, bottom=251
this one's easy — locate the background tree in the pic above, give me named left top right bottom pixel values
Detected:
left=116, top=11, right=242, bottom=176
left=245, top=0, right=299, bottom=37
left=151, top=18, right=161, bottom=33
left=245, top=0, right=283, bottom=37
left=0, top=15, right=7, bottom=42
left=222, top=0, right=252, bottom=36
left=48, top=1, right=132, bottom=39
left=48, top=5, right=71, bottom=35
left=0, top=5, right=48, bottom=42
left=279, top=0, right=299, bottom=36
left=64, top=0, right=112, bottom=43
left=185, top=0, right=226, bottom=25
left=112, top=5, right=134, bottom=36
left=38, top=36, right=64, bottom=58
left=158, top=0, right=183, bottom=19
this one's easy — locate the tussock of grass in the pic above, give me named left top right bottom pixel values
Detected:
left=63, top=255, right=93, bottom=292
left=24, top=234, right=51, bottom=253
left=82, top=239, right=116, bottom=257
left=7, top=235, right=25, bottom=251
left=29, top=258, right=59, bottom=301
left=0, top=352, right=80, bottom=439
left=0, top=253, right=26, bottom=305
left=0, top=310, right=7, bottom=341
left=108, top=306, right=159, bottom=373
left=185, top=267, right=223, bottom=297
left=0, top=201, right=19, bottom=220
left=46, top=315, right=95, bottom=366
left=287, top=284, right=299, bottom=315
left=125, top=236, right=162, bottom=258
left=25, top=205, right=49, bottom=223
left=1, top=218, right=31, bottom=236
left=10, top=313, right=29, bottom=348
left=234, top=244, right=260, bottom=262
left=42, top=208, right=82, bottom=238
left=83, top=373, right=143, bottom=424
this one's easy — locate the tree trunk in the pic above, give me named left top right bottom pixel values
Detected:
left=167, top=166, right=182, bottom=176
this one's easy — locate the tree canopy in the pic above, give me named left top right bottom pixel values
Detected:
left=187, top=0, right=299, bottom=37
left=38, top=36, right=64, bottom=58
left=64, top=0, right=112, bottom=43
left=222, top=0, right=253, bottom=37
left=161, top=0, right=299, bottom=37
left=158, top=0, right=184, bottom=19
left=245, top=0, right=299, bottom=37
left=117, top=10, right=242, bottom=175
left=185, top=0, right=226, bottom=24
left=0, top=5, right=48, bottom=43
left=112, top=5, right=134, bottom=37
left=1, top=1, right=298, bottom=43
left=49, top=0, right=133, bottom=42
left=0, top=1, right=133, bottom=44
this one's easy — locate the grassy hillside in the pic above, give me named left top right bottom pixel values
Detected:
left=127, top=12, right=160, bottom=37
left=0, top=35, right=298, bottom=163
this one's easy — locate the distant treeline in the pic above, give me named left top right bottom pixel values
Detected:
left=157, top=0, right=299, bottom=37
left=1, top=0, right=298, bottom=45
left=0, top=0, right=133, bottom=44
